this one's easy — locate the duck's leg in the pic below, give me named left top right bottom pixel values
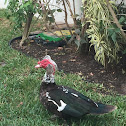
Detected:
left=50, top=114, right=59, bottom=121
left=62, top=118, right=72, bottom=126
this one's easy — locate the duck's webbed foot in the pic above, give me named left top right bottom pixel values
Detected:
left=50, top=114, right=59, bottom=121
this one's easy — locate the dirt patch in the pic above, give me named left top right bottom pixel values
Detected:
left=11, top=39, right=126, bottom=95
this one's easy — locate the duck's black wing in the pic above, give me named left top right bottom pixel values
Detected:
left=46, top=86, right=98, bottom=118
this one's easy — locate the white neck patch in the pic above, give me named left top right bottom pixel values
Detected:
left=43, top=72, right=55, bottom=83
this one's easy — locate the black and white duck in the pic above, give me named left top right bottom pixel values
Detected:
left=35, top=55, right=117, bottom=119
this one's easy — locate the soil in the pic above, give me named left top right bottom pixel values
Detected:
left=11, top=38, right=126, bottom=95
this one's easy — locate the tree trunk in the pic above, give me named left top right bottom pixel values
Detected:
left=20, top=13, right=34, bottom=47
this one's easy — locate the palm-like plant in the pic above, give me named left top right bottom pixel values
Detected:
left=82, top=0, right=121, bottom=67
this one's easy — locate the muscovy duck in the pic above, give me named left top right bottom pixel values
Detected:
left=35, top=55, right=117, bottom=119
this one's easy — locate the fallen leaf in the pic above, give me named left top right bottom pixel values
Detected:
left=70, top=59, right=76, bottom=62
left=0, top=117, right=2, bottom=121
left=90, top=72, right=94, bottom=76
left=21, top=46, right=27, bottom=50
left=100, top=70, right=105, bottom=73
left=20, top=102, right=23, bottom=105
left=30, top=40, right=34, bottom=43
left=17, top=102, right=23, bottom=107
left=122, top=69, right=125, bottom=74
left=62, top=61, right=66, bottom=64
left=57, top=47, right=63, bottom=50
left=77, top=72, right=83, bottom=76
left=54, top=53, right=59, bottom=55
left=36, top=23, right=41, bottom=27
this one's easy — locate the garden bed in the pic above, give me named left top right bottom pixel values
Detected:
left=10, top=38, right=126, bottom=95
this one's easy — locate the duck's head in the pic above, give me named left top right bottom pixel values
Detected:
left=35, top=55, right=57, bottom=73
left=35, top=55, right=57, bottom=83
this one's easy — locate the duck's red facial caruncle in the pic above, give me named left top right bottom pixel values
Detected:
left=35, top=59, right=52, bottom=69
left=35, top=55, right=57, bottom=74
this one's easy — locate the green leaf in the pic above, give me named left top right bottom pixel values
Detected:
left=35, top=3, right=40, bottom=7
left=72, top=14, right=79, bottom=18
left=122, top=48, right=126, bottom=54
left=119, top=16, right=125, bottom=24
left=23, top=1, right=31, bottom=8
left=57, top=9, right=62, bottom=12
left=51, top=9, right=56, bottom=14
left=107, top=28, right=114, bottom=36
left=111, top=32, right=116, bottom=42
left=4, top=0, right=8, bottom=4
left=48, top=17, right=55, bottom=23
left=81, top=38, right=87, bottom=44
left=115, top=28, right=120, bottom=33
left=20, top=5, right=24, bottom=9
left=22, top=0, right=25, bottom=4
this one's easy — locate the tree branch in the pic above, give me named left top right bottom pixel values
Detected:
left=65, top=0, right=77, bottom=28
left=62, top=0, right=73, bottom=36
left=73, top=0, right=76, bottom=16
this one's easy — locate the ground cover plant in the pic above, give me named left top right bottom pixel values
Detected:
left=0, top=9, right=126, bottom=126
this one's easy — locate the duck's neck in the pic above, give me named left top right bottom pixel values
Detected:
left=42, top=72, right=55, bottom=84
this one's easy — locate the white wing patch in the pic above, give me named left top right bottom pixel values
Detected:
left=71, top=93, right=78, bottom=97
left=60, top=86, right=79, bottom=97
left=48, top=99, right=67, bottom=112
left=46, top=92, right=51, bottom=99
left=88, top=98, right=98, bottom=107
left=94, top=102, right=99, bottom=107
left=57, top=100, right=67, bottom=112
left=46, top=92, right=67, bottom=112
left=62, top=86, right=68, bottom=93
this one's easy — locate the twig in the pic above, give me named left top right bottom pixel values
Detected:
left=117, top=14, right=126, bottom=16
left=65, top=0, right=77, bottom=28
left=73, top=0, right=76, bottom=16
left=62, top=0, right=73, bottom=36
left=45, top=49, right=48, bottom=55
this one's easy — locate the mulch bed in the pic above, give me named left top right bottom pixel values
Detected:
left=11, top=39, right=126, bottom=95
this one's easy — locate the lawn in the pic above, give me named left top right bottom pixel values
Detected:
left=0, top=9, right=126, bottom=126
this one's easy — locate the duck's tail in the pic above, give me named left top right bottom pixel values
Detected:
left=90, top=103, right=117, bottom=115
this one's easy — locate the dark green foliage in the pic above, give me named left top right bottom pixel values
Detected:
left=107, top=25, right=121, bottom=43
left=5, top=0, right=39, bottom=30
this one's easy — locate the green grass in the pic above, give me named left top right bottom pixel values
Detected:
left=0, top=9, right=126, bottom=126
